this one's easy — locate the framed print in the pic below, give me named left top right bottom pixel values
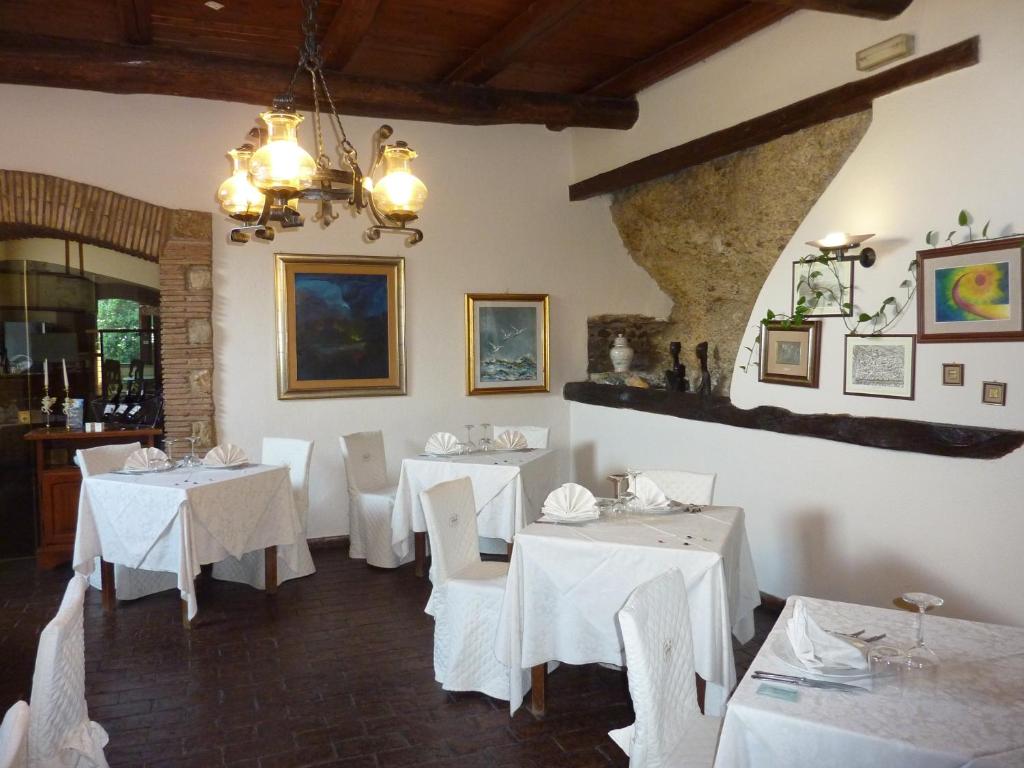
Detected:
left=844, top=334, right=915, bottom=399
left=791, top=258, right=854, bottom=317
left=982, top=381, right=1007, bottom=406
left=275, top=253, right=405, bottom=399
left=917, top=236, right=1024, bottom=342
left=758, top=321, right=821, bottom=387
left=941, top=363, right=964, bottom=386
left=466, top=294, right=549, bottom=395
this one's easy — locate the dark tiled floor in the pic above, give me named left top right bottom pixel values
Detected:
left=0, top=544, right=779, bottom=767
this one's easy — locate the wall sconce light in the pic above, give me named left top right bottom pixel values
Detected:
left=806, top=232, right=876, bottom=268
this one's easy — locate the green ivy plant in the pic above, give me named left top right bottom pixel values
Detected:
left=926, top=209, right=990, bottom=248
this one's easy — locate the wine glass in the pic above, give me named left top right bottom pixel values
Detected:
left=901, top=592, right=944, bottom=669
left=622, top=468, right=643, bottom=515
left=181, top=436, right=202, bottom=468
left=479, top=423, right=493, bottom=452
left=163, top=437, right=178, bottom=466
left=463, top=424, right=477, bottom=453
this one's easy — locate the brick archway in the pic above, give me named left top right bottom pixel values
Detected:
left=0, top=170, right=216, bottom=447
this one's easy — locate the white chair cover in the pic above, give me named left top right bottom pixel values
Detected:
left=76, top=443, right=178, bottom=602
left=0, top=701, right=29, bottom=768
left=609, top=569, right=721, bottom=767
left=28, top=575, right=109, bottom=768
left=490, top=426, right=550, bottom=449
left=340, top=432, right=410, bottom=568
left=639, top=469, right=716, bottom=505
left=420, top=478, right=528, bottom=701
left=212, top=437, right=317, bottom=589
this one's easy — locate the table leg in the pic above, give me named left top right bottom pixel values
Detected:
left=696, top=673, right=706, bottom=714
left=414, top=532, right=426, bottom=578
left=530, top=664, right=547, bottom=717
left=264, top=545, right=278, bottom=594
left=180, top=599, right=191, bottom=630
left=100, top=559, right=116, bottom=614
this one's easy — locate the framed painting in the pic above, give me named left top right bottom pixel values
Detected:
left=758, top=321, right=821, bottom=387
left=275, top=253, right=405, bottom=399
left=844, top=334, right=915, bottom=400
left=941, top=362, right=964, bottom=386
left=916, top=236, right=1024, bottom=343
left=465, top=294, right=549, bottom=395
left=982, top=381, right=1007, bottom=406
left=791, top=258, right=854, bottom=317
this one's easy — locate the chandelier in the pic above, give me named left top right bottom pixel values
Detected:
left=216, top=0, right=427, bottom=245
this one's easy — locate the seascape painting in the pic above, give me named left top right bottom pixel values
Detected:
left=934, top=261, right=1010, bottom=323
left=466, top=294, right=549, bottom=395
left=276, top=254, right=406, bottom=399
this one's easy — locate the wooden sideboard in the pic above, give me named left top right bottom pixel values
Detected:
left=23, top=428, right=162, bottom=569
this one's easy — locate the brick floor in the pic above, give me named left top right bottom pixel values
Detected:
left=0, top=543, right=779, bottom=767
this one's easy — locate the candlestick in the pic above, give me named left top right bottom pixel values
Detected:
left=43, top=357, right=49, bottom=389
left=40, top=384, right=56, bottom=429
left=62, top=389, right=73, bottom=431
left=62, top=358, right=69, bottom=389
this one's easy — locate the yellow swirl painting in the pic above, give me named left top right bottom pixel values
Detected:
left=934, top=261, right=1010, bottom=322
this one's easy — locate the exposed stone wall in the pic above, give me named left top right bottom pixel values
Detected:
left=587, top=314, right=669, bottom=374
left=609, top=111, right=872, bottom=395
left=0, top=170, right=215, bottom=446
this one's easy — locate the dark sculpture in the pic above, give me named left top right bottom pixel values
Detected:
left=695, top=341, right=712, bottom=397
left=664, top=341, right=688, bottom=392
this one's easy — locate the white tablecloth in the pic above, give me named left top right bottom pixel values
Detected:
left=714, top=596, right=1024, bottom=768
left=73, top=464, right=302, bottom=619
left=391, top=448, right=559, bottom=557
left=495, top=506, right=760, bottom=715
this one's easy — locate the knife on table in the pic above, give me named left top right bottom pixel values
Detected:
left=752, top=671, right=865, bottom=692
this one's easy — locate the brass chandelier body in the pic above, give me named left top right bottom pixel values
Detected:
left=217, top=0, right=427, bottom=245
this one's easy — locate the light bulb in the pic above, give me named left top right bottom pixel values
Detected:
left=821, top=232, right=851, bottom=248
left=249, top=107, right=316, bottom=194
left=371, top=143, right=427, bottom=223
left=217, top=146, right=265, bottom=220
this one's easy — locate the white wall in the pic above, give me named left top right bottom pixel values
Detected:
left=569, top=0, right=1024, bottom=625
left=2, top=239, right=160, bottom=289
left=0, top=84, right=671, bottom=537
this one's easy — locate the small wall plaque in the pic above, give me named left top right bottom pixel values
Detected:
left=982, top=381, right=1007, bottom=406
left=942, top=363, right=964, bottom=386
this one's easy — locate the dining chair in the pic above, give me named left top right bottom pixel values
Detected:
left=638, top=469, right=716, bottom=505
left=212, top=437, right=316, bottom=589
left=0, top=701, right=28, bottom=768
left=76, top=443, right=178, bottom=602
left=491, top=425, right=550, bottom=449
left=609, top=569, right=722, bottom=767
left=420, top=477, right=529, bottom=701
left=340, top=431, right=408, bottom=568
left=27, top=575, right=110, bottom=768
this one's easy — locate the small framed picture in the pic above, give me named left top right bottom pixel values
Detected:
left=982, top=381, right=1007, bottom=405
left=844, top=334, right=916, bottom=400
left=465, top=293, right=550, bottom=395
left=758, top=321, right=821, bottom=387
left=941, top=363, right=964, bottom=386
left=791, top=258, right=854, bottom=317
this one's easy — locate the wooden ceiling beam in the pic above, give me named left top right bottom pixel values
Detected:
left=570, top=36, right=979, bottom=200
left=751, top=0, right=912, bottom=20
left=0, top=32, right=638, bottom=129
left=320, top=0, right=382, bottom=71
left=587, top=4, right=793, bottom=98
left=443, top=0, right=588, bottom=85
left=116, top=0, right=152, bottom=45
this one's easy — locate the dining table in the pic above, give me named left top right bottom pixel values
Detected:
left=391, top=448, right=559, bottom=576
left=494, top=505, right=761, bottom=717
left=73, top=463, right=304, bottom=626
left=714, top=596, right=1024, bottom=768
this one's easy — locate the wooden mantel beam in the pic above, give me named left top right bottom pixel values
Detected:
left=0, top=32, right=638, bottom=129
left=116, top=0, right=153, bottom=45
left=569, top=36, right=979, bottom=201
left=587, top=4, right=793, bottom=98
left=443, top=0, right=588, bottom=85
left=751, top=0, right=913, bottom=20
left=321, top=0, right=382, bottom=71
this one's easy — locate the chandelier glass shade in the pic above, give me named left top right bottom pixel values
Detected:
left=218, top=0, right=426, bottom=245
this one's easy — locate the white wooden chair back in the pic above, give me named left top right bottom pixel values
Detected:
left=340, top=431, right=389, bottom=493
left=640, top=469, right=715, bottom=505
left=0, top=701, right=29, bottom=768
left=262, top=437, right=314, bottom=516
left=419, top=477, right=480, bottom=586
left=491, top=426, right=549, bottom=449
left=76, top=442, right=142, bottom=477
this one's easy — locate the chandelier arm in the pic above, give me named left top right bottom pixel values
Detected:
left=315, top=68, right=358, bottom=166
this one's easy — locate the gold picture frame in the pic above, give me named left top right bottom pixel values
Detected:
left=275, top=253, right=406, bottom=399
left=465, top=294, right=550, bottom=395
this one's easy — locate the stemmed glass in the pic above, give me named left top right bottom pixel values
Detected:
left=163, top=437, right=178, bottom=466
left=902, top=592, right=944, bottom=669
left=622, top=468, right=643, bottom=515
left=478, top=423, right=493, bottom=452
left=462, top=424, right=477, bottom=453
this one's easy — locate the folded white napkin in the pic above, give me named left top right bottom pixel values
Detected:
left=629, top=474, right=671, bottom=509
left=494, top=430, right=528, bottom=450
left=786, top=599, right=868, bottom=671
left=541, top=483, right=599, bottom=521
left=424, top=432, right=461, bottom=455
left=123, top=447, right=170, bottom=470
left=202, top=443, right=248, bottom=467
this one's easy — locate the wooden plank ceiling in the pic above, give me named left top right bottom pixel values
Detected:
left=0, top=0, right=911, bottom=128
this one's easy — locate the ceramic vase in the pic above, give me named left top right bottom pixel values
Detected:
left=609, top=333, right=634, bottom=373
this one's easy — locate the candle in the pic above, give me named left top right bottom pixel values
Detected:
left=62, top=358, right=69, bottom=390
left=43, top=358, right=48, bottom=388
